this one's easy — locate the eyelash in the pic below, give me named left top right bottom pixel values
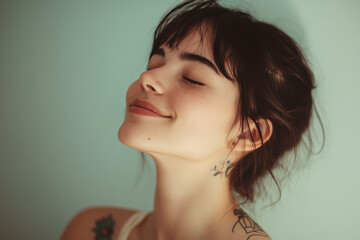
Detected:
left=183, top=76, right=204, bottom=86
left=146, top=66, right=204, bottom=86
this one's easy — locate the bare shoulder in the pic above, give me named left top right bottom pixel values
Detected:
left=229, top=208, right=272, bottom=240
left=60, top=206, right=138, bottom=240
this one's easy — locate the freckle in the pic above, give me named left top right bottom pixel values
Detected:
left=148, top=138, right=151, bottom=141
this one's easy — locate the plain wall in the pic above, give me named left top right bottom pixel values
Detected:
left=1, top=0, right=359, bottom=239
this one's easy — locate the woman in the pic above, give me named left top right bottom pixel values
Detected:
left=61, top=0, right=321, bottom=239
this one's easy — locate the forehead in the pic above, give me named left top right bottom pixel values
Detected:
left=155, top=22, right=236, bottom=81
left=163, top=25, right=215, bottom=61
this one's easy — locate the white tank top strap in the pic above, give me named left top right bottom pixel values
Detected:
left=116, top=210, right=152, bottom=240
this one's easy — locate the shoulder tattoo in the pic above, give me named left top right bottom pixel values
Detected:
left=232, top=208, right=270, bottom=240
left=92, top=214, right=115, bottom=240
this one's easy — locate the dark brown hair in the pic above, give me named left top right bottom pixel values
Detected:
left=140, top=0, right=324, bottom=203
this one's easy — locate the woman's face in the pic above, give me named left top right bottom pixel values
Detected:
left=118, top=30, right=240, bottom=162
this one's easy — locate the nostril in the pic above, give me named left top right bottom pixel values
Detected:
left=146, top=84, right=156, bottom=91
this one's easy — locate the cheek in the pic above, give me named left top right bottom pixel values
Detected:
left=172, top=91, right=232, bottom=139
left=173, top=90, right=208, bottom=118
left=176, top=90, right=233, bottom=121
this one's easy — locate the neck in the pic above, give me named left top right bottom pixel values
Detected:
left=146, top=154, right=239, bottom=240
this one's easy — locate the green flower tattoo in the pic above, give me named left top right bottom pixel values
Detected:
left=92, top=214, right=115, bottom=240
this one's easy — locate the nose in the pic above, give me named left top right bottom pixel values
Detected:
left=139, top=70, right=165, bottom=94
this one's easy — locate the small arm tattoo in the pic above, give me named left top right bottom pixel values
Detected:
left=211, top=160, right=234, bottom=177
left=92, top=214, right=115, bottom=240
left=232, top=208, right=269, bottom=240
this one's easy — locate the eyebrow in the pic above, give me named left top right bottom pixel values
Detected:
left=149, top=47, right=219, bottom=75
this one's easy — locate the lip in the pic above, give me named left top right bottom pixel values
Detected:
left=129, top=98, right=171, bottom=118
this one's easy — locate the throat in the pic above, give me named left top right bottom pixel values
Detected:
left=149, top=158, right=238, bottom=240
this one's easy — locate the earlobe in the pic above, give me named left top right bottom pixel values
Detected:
left=232, top=118, right=273, bottom=152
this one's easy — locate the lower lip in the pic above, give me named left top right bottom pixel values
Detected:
left=129, top=106, right=168, bottom=118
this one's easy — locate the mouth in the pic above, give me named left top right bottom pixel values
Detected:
left=129, top=105, right=171, bottom=118
left=129, top=98, right=171, bottom=118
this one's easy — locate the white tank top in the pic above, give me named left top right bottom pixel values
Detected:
left=116, top=210, right=151, bottom=240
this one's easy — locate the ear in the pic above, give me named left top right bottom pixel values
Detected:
left=230, top=118, right=273, bottom=153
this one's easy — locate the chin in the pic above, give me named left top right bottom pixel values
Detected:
left=117, top=123, right=135, bottom=147
left=117, top=123, right=152, bottom=153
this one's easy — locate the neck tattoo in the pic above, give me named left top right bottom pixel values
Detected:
left=211, top=160, right=235, bottom=177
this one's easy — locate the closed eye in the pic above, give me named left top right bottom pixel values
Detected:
left=146, top=66, right=204, bottom=86
left=183, top=76, right=204, bottom=86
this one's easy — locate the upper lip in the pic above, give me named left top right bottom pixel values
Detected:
left=130, top=98, right=171, bottom=118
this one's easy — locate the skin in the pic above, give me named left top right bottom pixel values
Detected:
left=117, top=27, right=273, bottom=240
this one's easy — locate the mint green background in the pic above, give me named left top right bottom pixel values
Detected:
left=1, top=0, right=359, bottom=239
